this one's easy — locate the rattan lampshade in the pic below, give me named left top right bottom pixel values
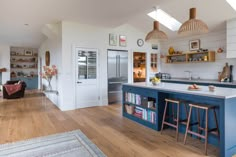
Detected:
left=178, top=8, right=208, bottom=35
left=145, top=21, right=168, bottom=44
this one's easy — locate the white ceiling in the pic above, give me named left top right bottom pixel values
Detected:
left=0, top=0, right=236, bottom=48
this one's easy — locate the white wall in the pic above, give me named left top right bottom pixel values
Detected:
left=160, top=30, right=236, bottom=80
left=39, top=23, right=62, bottom=108
left=0, top=44, right=10, bottom=83
left=59, top=22, right=154, bottom=111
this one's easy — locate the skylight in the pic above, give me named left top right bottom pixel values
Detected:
left=148, top=9, right=182, bottom=31
left=226, top=0, right=236, bottom=11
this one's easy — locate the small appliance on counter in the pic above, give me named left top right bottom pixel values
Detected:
left=155, top=72, right=171, bottom=79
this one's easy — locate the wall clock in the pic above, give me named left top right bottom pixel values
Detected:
left=137, top=39, right=144, bottom=47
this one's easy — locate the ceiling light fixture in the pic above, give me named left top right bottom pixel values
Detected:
left=145, top=21, right=168, bottom=44
left=145, top=7, right=168, bottom=44
left=178, top=8, right=208, bottom=35
left=226, top=0, right=236, bottom=11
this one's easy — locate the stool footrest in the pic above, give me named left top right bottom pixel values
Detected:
left=199, top=127, right=206, bottom=131
left=208, top=128, right=219, bottom=135
left=187, top=130, right=206, bottom=139
left=163, top=121, right=177, bottom=128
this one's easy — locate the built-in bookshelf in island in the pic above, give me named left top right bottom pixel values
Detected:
left=122, top=84, right=166, bottom=130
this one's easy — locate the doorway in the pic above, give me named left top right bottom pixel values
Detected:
left=133, top=52, right=146, bottom=82
left=75, top=48, right=99, bottom=108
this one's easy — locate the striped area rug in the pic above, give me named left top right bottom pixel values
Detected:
left=0, top=130, right=106, bottom=157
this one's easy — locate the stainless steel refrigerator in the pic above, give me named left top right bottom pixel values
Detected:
left=107, top=49, right=128, bottom=104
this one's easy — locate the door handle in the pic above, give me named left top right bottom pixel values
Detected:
left=77, top=81, right=82, bottom=83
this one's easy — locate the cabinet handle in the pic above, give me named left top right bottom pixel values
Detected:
left=77, top=81, right=82, bottom=84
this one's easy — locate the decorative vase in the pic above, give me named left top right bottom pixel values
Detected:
left=168, top=47, right=175, bottom=55
left=47, top=77, right=52, bottom=91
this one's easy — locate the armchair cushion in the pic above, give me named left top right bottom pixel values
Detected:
left=3, top=80, right=27, bottom=99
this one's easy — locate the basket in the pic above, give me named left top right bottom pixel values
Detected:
left=125, top=105, right=134, bottom=114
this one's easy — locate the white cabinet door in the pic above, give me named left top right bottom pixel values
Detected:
left=75, top=48, right=99, bottom=108
left=227, top=18, right=236, bottom=58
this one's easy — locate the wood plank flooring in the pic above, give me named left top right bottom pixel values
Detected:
left=0, top=91, right=218, bottom=157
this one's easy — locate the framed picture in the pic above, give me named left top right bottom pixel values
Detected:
left=24, top=50, right=33, bottom=56
left=119, top=35, right=126, bottom=47
left=189, top=39, right=200, bottom=51
left=109, top=33, right=117, bottom=46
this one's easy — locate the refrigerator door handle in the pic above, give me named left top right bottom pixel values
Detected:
left=116, top=55, right=118, bottom=77
left=118, top=55, right=121, bottom=77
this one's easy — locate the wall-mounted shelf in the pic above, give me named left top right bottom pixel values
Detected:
left=166, top=51, right=215, bottom=64
left=11, top=55, right=38, bottom=57
left=11, top=68, right=37, bottom=69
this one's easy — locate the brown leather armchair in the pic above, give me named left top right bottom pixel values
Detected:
left=3, top=80, right=27, bottom=99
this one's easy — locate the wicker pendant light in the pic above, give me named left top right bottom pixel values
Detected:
left=145, top=21, right=168, bottom=44
left=178, top=8, right=208, bottom=35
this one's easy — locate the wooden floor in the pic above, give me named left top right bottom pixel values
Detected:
left=0, top=91, right=218, bottom=157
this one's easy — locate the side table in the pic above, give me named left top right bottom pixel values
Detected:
left=43, top=90, right=59, bottom=110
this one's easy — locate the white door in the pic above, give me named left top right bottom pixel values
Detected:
left=75, top=48, right=99, bottom=108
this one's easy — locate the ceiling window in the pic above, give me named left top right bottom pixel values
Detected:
left=148, top=9, right=182, bottom=31
left=226, top=0, right=236, bottom=11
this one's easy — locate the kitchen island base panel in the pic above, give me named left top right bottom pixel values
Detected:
left=122, top=83, right=236, bottom=157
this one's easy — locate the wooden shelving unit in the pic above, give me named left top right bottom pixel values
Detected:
left=10, top=47, right=38, bottom=89
left=166, top=51, right=215, bottom=64
left=133, top=52, right=146, bottom=82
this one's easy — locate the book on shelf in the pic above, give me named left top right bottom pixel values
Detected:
left=134, top=106, right=156, bottom=123
left=125, top=92, right=156, bottom=109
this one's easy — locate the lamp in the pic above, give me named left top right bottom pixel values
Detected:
left=178, top=8, right=208, bottom=35
left=145, top=21, right=168, bottom=44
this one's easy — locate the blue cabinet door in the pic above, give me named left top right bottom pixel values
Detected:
left=11, top=77, right=38, bottom=89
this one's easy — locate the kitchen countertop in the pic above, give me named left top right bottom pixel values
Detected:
left=123, top=82, right=236, bottom=99
left=161, top=78, right=236, bottom=86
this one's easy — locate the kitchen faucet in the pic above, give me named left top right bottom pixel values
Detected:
left=184, top=71, right=192, bottom=80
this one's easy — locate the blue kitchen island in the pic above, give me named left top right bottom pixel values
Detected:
left=122, top=82, right=236, bottom=157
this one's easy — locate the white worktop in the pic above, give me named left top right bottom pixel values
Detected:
left=123, top=82, right=236, bottom=99
left=162, top=78, right=236, bottom=86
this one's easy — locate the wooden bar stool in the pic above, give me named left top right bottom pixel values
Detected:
left=184, top=103, right=220, bottom=155
left=161, top=98, right=189, bottom=141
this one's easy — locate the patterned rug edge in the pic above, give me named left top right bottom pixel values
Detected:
left=0, top=129, right=106, bottom=157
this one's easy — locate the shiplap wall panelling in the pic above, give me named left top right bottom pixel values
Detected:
left=227, top=18, right=236, bottom=58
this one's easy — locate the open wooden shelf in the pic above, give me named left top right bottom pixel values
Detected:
left=11, top=55, right=37, bottom=57
left=166, top=51, right=215, bottom=64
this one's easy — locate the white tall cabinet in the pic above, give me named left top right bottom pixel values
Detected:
left=227, top=18, right=236, bottom=58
